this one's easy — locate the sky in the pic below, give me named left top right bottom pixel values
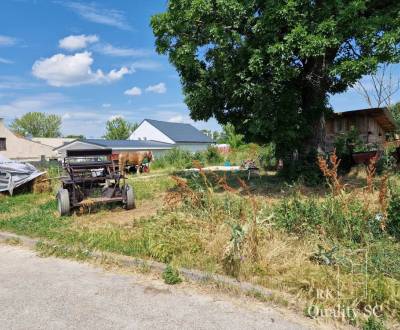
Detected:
left=0, top=0, right=399, bottom=138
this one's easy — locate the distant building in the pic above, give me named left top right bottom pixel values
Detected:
left=55, top=139, right=173, bottom=159
left=129, top=119, right=214, bottom=152
left=325, top=107, right=397, bottom=151
left=31, top=137, right=76, bottom=149
left=0, top=118, right=56, bottom=161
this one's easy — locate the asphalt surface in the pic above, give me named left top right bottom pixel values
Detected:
left=0, top=244, right=310, bottom=330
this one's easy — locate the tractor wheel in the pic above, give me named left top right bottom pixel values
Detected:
left=124, top=184, right=136, bottom=210
left=57, top=188, right=70, bottom=216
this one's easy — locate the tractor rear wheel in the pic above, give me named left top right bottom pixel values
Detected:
left=57, top=188, right=70, bottom=216
left=124, top=184, right=136, bottom=210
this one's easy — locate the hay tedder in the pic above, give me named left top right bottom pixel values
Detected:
left=57, top=149, right=135, bottom=216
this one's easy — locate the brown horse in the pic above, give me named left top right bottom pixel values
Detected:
left=118, top=151, right=153, bottom=175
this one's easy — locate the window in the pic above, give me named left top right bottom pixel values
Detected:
left=0, top=138, right=6, bottom=151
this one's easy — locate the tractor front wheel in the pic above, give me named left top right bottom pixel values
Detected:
left=57, top=188, right=71, bottom=216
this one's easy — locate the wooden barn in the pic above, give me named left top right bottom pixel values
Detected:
left=325, top=107, right=397, bottom=152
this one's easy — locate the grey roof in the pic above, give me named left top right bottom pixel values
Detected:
left=144, top=119, right=213, bottom=143
left=83, top=139, right=173, bottom=149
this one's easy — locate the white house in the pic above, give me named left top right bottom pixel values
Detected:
left=129, top=119, right=214, bottom=152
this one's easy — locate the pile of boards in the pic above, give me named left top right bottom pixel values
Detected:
left=0, top=154, right=45, bottom=195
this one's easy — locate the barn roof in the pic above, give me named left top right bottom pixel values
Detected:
left=332, top=107, right=397, bottom=132
left=144, top=119, right=213, bottom=143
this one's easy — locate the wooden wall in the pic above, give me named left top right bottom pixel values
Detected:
left=325, top=113, right=386, bottom=151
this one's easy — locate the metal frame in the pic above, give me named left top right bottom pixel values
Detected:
left=60, top=149, right=129, bottom=209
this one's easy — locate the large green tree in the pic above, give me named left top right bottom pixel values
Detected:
left=152, top=0, right=400, bottom=160
left=103, top=117, right=138, bottom=140
left=11, top=112, right=62, bottom=137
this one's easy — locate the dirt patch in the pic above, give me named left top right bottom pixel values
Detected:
left=72, top=195, right=164, bottom=228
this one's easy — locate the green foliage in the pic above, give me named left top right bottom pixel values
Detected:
left=273, top=195, right=378, bottom=243
left=151, top=147, right=224, bottom=170
left=334, top=126, right=362, bottom=172
left=387, top=187, right=400, bottom=240
left=279, top=151, right=323, bottom=186
left=103, top=117, right=138, bottom=140
left=310, top=245, right=338, bottom=266
left=219, top=123, right=244, bottom=148
left=162, top=264, right=182, bottom=284
left=258, top=143, right=277, bottom=170
left=151, top=148, right=195, bottom=169
left=389, top=102, right=400, bottom=133
left=205, top=146, right=223, bottom=164
left=10, top=112, right=62, bottom=137
left=151, top=0, right=400, bottom=156
left=363, top=317, right=387, bottom=330
left=65, top=134, right=85, bottom=139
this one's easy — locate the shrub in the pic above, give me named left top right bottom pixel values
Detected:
left=151, top=148, right=194, bottom=169
left=205, top=146, right=223, bottom=165
left=273, top=195, right=377, bottom=243
left=162, top=264, right=182, bottom=284
left=387, top=188, right=400, bottom=240
left=363, top=316, right=387, bottom=330
left=258, top=143, right=277, bottom=170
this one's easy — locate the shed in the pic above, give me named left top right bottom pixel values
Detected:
left=55, top=139, right=174, bottom=159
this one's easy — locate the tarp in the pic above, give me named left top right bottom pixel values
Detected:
left=0, top=154, right=45, bottom=195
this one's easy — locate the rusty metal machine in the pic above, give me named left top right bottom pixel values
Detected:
left=57, top=149, right=135, bottom=216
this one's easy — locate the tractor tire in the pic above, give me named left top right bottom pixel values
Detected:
left=57, top=188, right=70, bottom=216
left=124, top=184, right=136, bottom=210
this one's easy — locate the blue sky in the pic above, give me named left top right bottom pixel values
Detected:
left=0, top=0, right=399, bottom=137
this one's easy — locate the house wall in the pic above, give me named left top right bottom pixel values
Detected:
left=0, top=119, right=56, bottom=161
left=129, top=121, right=175, bottom=144
left=326, top=114, right=386, bottom=151
left=174, top=143, right=212, bottom=152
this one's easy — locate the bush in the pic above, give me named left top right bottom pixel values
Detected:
left=258, top=143, right=277, bottom=170
left=387, top=188, right=400, bottom=240
left=162, top=264, right=182, bottom=284
left=273, top=195, right=378, bottom=243
left=151, top=148, right=194, bottom=169
left=278, top=151, right=323, bottom=186
left=205, top=146, right=223, bottom=165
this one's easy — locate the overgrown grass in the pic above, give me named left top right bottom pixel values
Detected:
left=1, top=170, right=400, bottom=328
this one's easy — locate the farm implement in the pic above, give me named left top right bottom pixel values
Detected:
left=57, top=149, right=135, bottom=216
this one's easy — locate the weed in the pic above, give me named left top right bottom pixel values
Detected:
left=366, top=155, right=378, bottom=193
left=318, top=149, right=342, bottom=195
left=362, top=316, right=387, bottom=330
left=162, top=264, right=182, bottom=284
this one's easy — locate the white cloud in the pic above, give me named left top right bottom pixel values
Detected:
left=130, top=60, right=162, bottom=71
left=0, top=35, right=17, bottom=47
left=145, top=82, right=166, bottom=94
left=0, top=57, right=13, bottom=64
left=0, top=93, right=67, bottom=118
left=62, top=2, right=132, bottom=31
left=102, top=103, right=111, bottom=108
left=124, top=86, right=142, bottom=96
left=59, top=34, right=99, bottom=51
left=168, top=115, right=186, bottom=123
left=94, top=43, right=149, bottom=57
left=32, top=51, right=131, bottom=87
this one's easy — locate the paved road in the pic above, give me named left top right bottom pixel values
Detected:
left=0, top=245, right=310, bottom=330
